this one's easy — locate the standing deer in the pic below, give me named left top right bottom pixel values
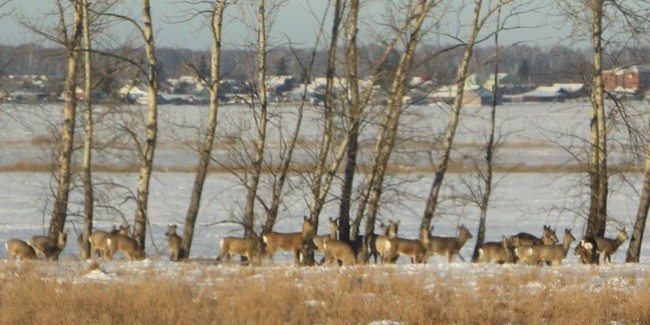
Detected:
left=28, top=230, right=68, bottom=261
left=165, top=224, right=183, bottom=261
left=575, top=236, right=599, bottom=264
left=474, top=236, right=515, bottom=264
left=516, top=228, right=576, bottom=266
left=510, top=225, right=559, bottom=247
left=105, top=233, right=144, bottom=261
left=5, top=239, right=36, bottom=260
left=384, top=227, right=430, bottom=264
left=322, top=238, right=357, bottom=266
left=262, top=216, right=315, bottom=265
left=425, top=225, right=473, bottom=263
left=593, top=228, right=629, bottom=263
left=88, top=225, right=129, bottom=260
left=216, top=236, right=263, bottom=266
left=373, top=220, right=399, bottom=263
left=312, top=218, right=339, bottom=264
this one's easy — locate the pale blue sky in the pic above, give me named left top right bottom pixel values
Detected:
left=0, top=1, right=569, bottom=50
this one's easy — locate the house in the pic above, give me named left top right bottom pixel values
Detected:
left=551, top=83, right=588, bottom=99
left=603, top=64, right=650, bottom=95
left=429, top=85, right=498, bottom=106
left=520, top=86, right=567, bottom=102
left=482, top=73, right=521, bottom=89
left=118, top=84, right=148, bottom=102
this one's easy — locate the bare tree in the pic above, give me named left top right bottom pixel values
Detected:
left=180, top=0, right=228, bottom=259
left=79, top=0, right=94, bottom=259
left=627, top=132, right=650, bottom=262
left=420, top=0, right=513, bottom=234
left=471, top=6, right=502, bottom=261
left=359, top=0, right=436, bottom=261
left=132, top=0, right=160, bottom=249
left=241, top=0, right=270, bottom=240
left=48, top=0, right=83, bottom=237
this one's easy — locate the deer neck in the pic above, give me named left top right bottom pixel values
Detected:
left=614, top=237, right=625, bottom=250
left=562, top=239, right=572, bottom=258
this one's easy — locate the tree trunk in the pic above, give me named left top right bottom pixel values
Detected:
left=49, top=1, right=82, bottom=238
left=133, top=0, right=159, bottom=249
left=626, top=122, right=650, bottom=262
left=181, top=1, right=226, bottom=258
left=585, top=0, right=608, bottom=238
left=243, top=0, right=268, bottom=240
left=79, top=0, right=94, bottom=259
left=362, top=0, right=434, bottom=261
left=420, top=0, right=485, bottom=233
left=472, top=7, right=500, bottom=261
left=338, top=0, right=360, bottom=243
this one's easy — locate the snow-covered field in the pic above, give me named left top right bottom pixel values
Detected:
left=1, top=101, right=650, bottom=277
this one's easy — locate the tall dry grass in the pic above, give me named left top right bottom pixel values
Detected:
left=0, top=263, right=648, bottom=324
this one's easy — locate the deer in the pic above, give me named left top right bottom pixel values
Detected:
left=105, top=232, right=144, bottom=261
left=593, top=228, right=629, bottom=263
left=424, top=225, right=473, bottom=263
left=575, top=236, right=599, bottom=264
left=384, top=227, right=430, bottom=264
left=322, top=238, right=357, bottom=266
left=5, top=239, right=36, bottom=260
left=216, top=236, right=263, bottom=266
left=28, top=230, right=68, bottom=261
left=510, top=225, right=559, bottom=247
left=474, top=236, right=515, bottom=264
left=88, top=225, right=129, bottom=260
left=165, top=224, right=183, bottom=262
left=312, top=217, right=339, bottom=264
left=262, top=216, right=315, bottom=265
left=516, top=228, right=576, bottom=266
left=372, top=220, right=399, bottom=263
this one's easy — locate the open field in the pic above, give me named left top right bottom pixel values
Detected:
left=1, top=101, right=650, bottom=323
left=1, top=260, right=649, bottom=324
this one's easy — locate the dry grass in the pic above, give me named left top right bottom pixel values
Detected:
left=0, top=262, right=649, bottom=324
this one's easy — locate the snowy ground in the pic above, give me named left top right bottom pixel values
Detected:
left=0, top=101, right=649, bottom=273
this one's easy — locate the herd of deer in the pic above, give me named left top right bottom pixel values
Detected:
left=214, top=216, right=630, bottom=267
left=4, top=216, right=630, bottom=267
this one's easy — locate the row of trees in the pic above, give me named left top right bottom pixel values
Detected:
left=3, top=0, right=650, bottom=262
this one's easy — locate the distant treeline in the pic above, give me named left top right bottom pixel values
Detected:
left=1, top=43, right=649, bottom=89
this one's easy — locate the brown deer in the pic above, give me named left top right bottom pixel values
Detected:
left=105, top=233, right=144, bottom=261
left=5, top=239, right=36, bottom=260
left=593, top=228, right=629, bottom=263
left=474, top=236, right=515, bottom=264
left=510, top=225, right=558, bottom=247
left=384, top=227, right=430, bottom=264
left=312, top=218, right=339, bottom=264
left=216, top=236, right=263, bottom=266
left=322, top=239, right=357, bottom=266
left=88, top=225, right=129, bottom=260
left=425, top=225, right=473, bottom=263
left=516, top=228, right=576, bottom=266
left=575, top=236, right=599, bottom=264
left=165, top=224, right=183, bottom=261
left=373, top=220, right=399, bottom=263
left=262, top=216, right=315, bottom=265
left=28, top=230, right=68, bottom=261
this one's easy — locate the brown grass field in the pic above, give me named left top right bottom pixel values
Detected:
left=0, top=260, right=649, bottom=324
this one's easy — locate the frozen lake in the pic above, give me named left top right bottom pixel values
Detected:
left=0, top=100, right=649, bottom=263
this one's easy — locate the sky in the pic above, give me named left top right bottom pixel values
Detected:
left=0, top=1, right=571, bottom=51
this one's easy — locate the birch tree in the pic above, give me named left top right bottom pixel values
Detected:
left=79, top=0, right=94, bottom=259
left=420, top=0, right=513, bottom=234
left=133, top=0, right=160, bottom=249
left=48, top=0, right=83, bottom=237
left=180, top=0, right=228, bottom=259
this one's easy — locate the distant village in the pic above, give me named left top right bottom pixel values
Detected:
left=2, top=64, right=649, bottom=106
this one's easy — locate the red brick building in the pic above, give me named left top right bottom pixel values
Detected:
left=603, top=64, right=650, bottom=95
